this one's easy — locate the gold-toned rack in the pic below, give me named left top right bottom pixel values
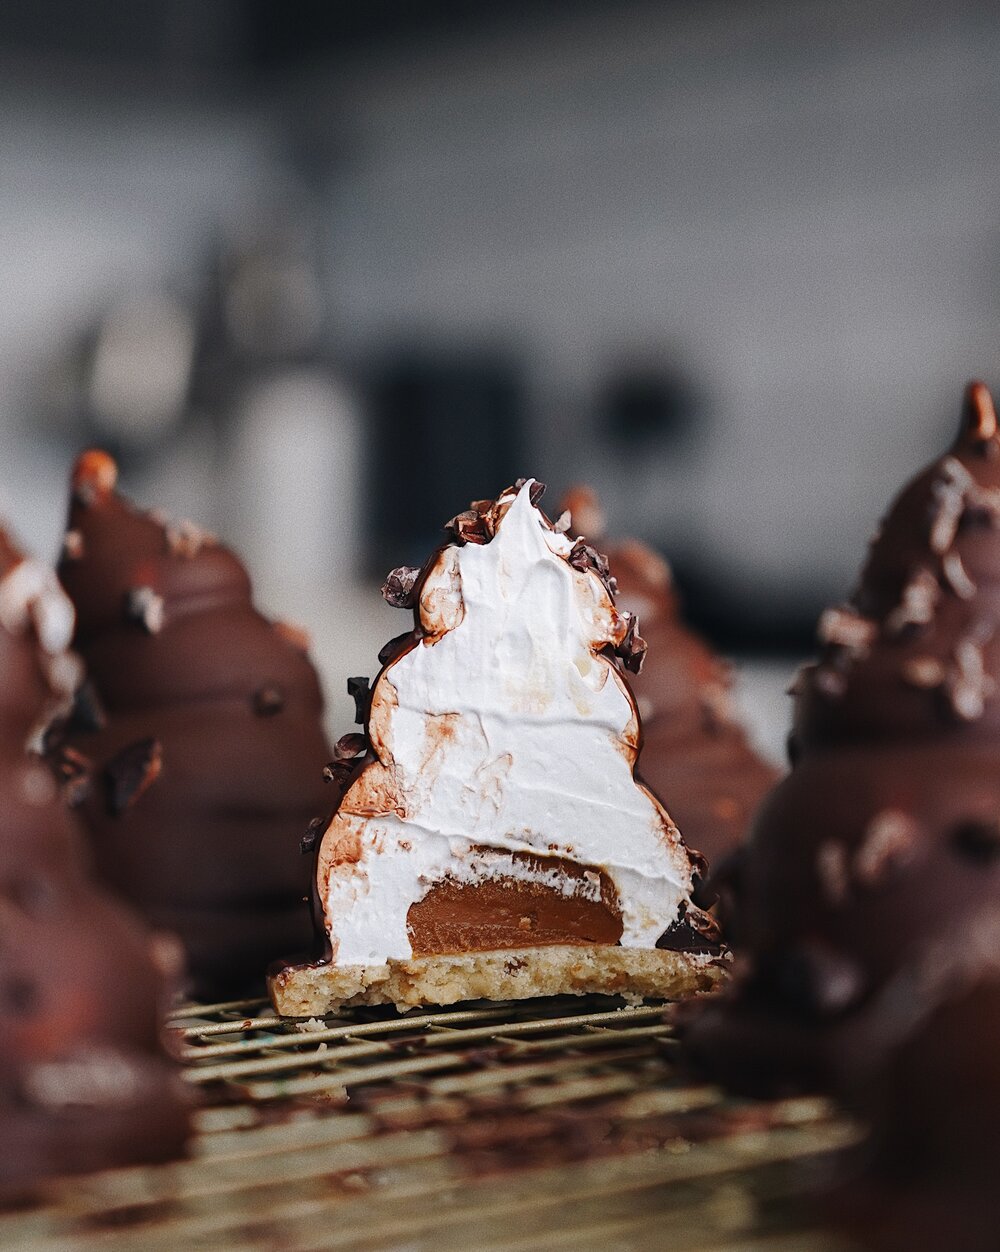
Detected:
left=0, top=995, right=858, bottom=1250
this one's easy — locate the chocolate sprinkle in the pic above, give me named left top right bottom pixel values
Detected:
left=105, top=738, right=162, bottom=816
left=381, top=566, right=422, bottom=609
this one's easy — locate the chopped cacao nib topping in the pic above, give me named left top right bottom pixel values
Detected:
left=61, top=529, right=84, bottom=562
left=901, top=656, right=946, bottom=689
left=332, top=733, right=367, bottom=760
left=66, top=679, right=107, bottom=735
left=616, top=612, right=647, bottom=674
left=105, top=738, right=162, bottom=816
left=855, top=810, right=918, bottom=887
left=445, top=509, right=493, bottom=545
left=952, top=818, right=1000, bottom=864
left=655, top=900, right=722, bottom=954
left=928, top=457, right=973, bottom=554
left=381, top=565, right=422, bottom=609
left=942, top=550, right=976, bottom=600
left=512, top=478, right=546, bottom=506
left=568, top=539, right=618, bottom=596
left=124, top=586, right=165, bottom=635
left=378, top=631, right=414, bottom=666
left=885, top=568, right=939, bottom=635
left=817, top=605, right=877, bottom=653
left=300, top=817, right=324, bottom=855
left=347, top=676, right=370, bottom=724
left=945, top=635, right=995, bottom=721
left=252, top=686, right=285, bottom=717
left=52, top=746, right=92, bottom=808
left=165, top=518, right=214, bottom=557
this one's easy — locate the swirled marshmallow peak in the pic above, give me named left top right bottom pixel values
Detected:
left=317, top=480, right=709, bottom=966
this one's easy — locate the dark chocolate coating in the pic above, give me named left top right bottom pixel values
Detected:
left=55, top=452, right=333, bottom=997
left=0, top=529, right=188, bottom=1194
left=685, top=383, right=1000, bottom=1106
left=560, top=491, right=778, bottom=869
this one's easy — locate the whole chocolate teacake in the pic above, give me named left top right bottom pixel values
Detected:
left=560, top=487, right=779, bottom=869
left=53, top=451, right=333, bottom=997
left=685, top=381, right=1000, bottom=1102
left=0, top=525, right=189, bottom=1193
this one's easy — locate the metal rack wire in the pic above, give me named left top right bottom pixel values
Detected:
left=0, top=994, right=858, bottom=1250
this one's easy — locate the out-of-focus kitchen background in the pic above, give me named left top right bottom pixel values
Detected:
left=3, top=0, right=999, bottom=760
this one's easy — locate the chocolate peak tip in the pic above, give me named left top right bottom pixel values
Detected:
left=72, top=449, right=118, bottom=503
left=960, top=381, right=997, bottom=445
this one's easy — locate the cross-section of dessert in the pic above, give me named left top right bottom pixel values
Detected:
left=0, top=526, right=189, bottom=1194
left=560, top=487, right=779, bottom=869
left=271, top=480, right=724, bottom=1014
left=49, top=451, right=333, bottom=998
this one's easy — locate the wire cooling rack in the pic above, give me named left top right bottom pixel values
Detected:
left=0, top=994, right=858, bottom=1250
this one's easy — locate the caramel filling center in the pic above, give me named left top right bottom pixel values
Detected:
left=406, top=850, right=623, bottom=955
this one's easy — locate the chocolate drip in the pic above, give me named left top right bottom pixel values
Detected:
left=0, top=524, right=188, bottom=1193
left=52, top=451, right=333, bottom=996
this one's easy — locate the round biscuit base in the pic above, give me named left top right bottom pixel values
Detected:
left=268, top=945, right=726, bottom=1016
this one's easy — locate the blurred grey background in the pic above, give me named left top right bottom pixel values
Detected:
left=2, top=0, right=998, bottom=758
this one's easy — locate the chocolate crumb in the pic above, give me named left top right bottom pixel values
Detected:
left=347, top=676, right=370, bottom=724
left=105, top=738, right=162, bottom=816
left=253, top=686, right=285, bottom=717
left=381, top=566, right=422, bottom=609
left=124, top=586, right=165, bottom=635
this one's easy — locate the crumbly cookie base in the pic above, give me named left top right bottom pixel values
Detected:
left=268, top=945, right=726, bottom=1016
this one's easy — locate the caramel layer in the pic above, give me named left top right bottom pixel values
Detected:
left=406, top=851, right=623, bottom=955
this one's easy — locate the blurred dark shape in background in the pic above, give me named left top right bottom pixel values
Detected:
left=367, top=352, right=525, bottom=573
left=1, top=0, right=999, bottom=702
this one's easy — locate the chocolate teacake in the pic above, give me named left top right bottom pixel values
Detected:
left=53, top=451, right=333, bottom=997
left=0, top=526, right=189, bottom=1193
left=686, top=381, right=1000, bottom=1102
